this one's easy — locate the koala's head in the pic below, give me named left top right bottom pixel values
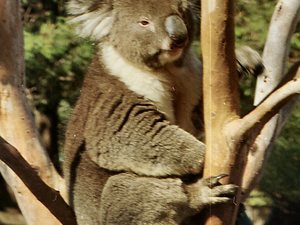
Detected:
left=68, top=0, right=199, bottom=69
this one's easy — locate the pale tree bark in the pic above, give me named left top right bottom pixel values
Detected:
left=200, top=0, right=300, bottom=225
left=0, top=1, right=69, bottom=224
left=242, top=0, right=300, bottom=199
left=254, top=0, right=300, bottom=105
left=201, top=1, right=241, bottom=224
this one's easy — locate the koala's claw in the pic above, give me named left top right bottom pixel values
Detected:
left=187, top=174, right=239, bottom=210
left=203, top=174, right=228, bottom=188
left=203, top=174, right=238, bottom=200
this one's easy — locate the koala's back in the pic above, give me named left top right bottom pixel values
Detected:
left=64, top=57, right=125, bottom=224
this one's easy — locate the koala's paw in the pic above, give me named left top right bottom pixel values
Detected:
left=236, top=46, right=264, bottom=77
left=187, top=174, right=238, bottom=211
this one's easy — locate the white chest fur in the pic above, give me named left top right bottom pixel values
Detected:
left=101, top=45, right=175, bottom=123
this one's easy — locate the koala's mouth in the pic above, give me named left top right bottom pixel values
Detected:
left=144, top=46, right=185, bottom=69
left=159, top=36, right=188, bottom=64
left=165, top=47, right=184, bottom=57
left=159, top=47, right=184, bottom=64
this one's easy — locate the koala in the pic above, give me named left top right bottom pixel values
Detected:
left=63, top=0, right=262, bottom=224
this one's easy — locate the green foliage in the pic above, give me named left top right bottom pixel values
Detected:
left=246, top=190, right=273, bottom=207
left=22, top=0, right=66, bottom=25
left=260, top=103, right=300, bottom=205
left=235, top=0, right=276, bottom=51
left=235, top=0, right=300, bottom=61
left=23, top=11, right=94, bottom=160
left=236, top=0, right=275, bottom=115
left=24, top=17, right=93, bottom=112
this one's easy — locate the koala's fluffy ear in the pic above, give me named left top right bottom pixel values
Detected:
left=67, top=0, right=114, bottom=40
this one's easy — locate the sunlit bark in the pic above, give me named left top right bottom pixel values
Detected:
left=0, top=1, right=67, bottom=224
left=201, top=0, right=241, bottom=224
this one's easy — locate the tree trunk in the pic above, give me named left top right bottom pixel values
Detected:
left=0, top=1, right=65, bottom=224
left=201, top=0, right=242, bottom=224
left=200, top=1, right=300, bottom=225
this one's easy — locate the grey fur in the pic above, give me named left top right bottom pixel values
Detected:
left=64, top=0, right=262, bottom=224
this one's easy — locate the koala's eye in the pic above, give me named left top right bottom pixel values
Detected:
left=139, top=20, right=150, bottom=27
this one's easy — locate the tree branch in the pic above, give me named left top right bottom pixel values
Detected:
left=227, top=63, right=300, bottom=139
left=201, top=0, right=241, bottom=224
left=241, top=0, right=300, bottom=198
left=254, top=0, right=300, bottom=105
left=241, top=62, right=300, bottom=199
left=0, top=137, right=77, bottom=225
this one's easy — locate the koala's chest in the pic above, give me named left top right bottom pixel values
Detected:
left=112, top=67, right=198, bottom=133
left=129, top=73, right=199, bottom=135
left=101, top=45, right=200, bottom=133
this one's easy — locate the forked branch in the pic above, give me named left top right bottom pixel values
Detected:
left=242, top=0, right=300, bottom=197
left=255, top=0, right=300, bottom=105
left=226, top=63, right=300, bottom=140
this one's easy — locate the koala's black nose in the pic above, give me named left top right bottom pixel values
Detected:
left=165, top=15, right=188, bottom=49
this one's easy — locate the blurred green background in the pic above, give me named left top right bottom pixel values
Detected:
left=1, top=0, right=300, bottom=224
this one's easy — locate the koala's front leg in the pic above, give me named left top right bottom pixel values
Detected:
left=84, top=96, right=205, bottom=177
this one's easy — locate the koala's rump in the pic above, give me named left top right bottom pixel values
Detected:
left=101, top=173, right=196, bottom=225
left=67, top=148, right=111, bottom=225
left=70, top=152, right=194, bottom=225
